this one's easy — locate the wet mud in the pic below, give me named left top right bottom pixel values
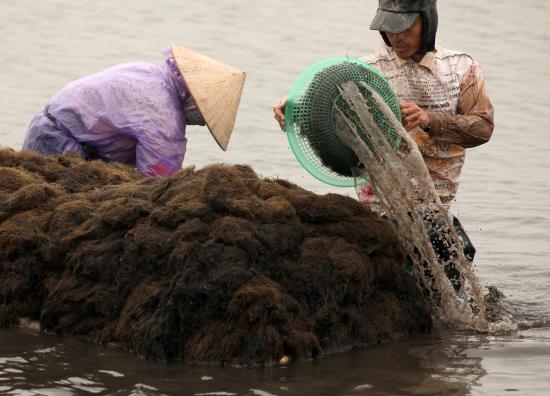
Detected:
left=0, top=148, right=431, bottom=366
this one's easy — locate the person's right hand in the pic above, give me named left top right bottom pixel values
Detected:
left=273, top=96, right=287, bottom=131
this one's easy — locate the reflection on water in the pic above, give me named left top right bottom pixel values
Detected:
left=1, top=327, right=549, bottom=395
left=465, top=329, right=550, bottom=395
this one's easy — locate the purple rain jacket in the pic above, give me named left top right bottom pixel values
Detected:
left=22, top=48, right=191, bottom=177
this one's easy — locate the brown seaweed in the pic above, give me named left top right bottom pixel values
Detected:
left=0, top=148, right=431, bottom=366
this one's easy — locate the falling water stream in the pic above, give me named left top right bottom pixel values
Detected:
left=336, top=81, right=515, bottom=334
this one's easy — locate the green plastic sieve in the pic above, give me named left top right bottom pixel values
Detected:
left=285, top=57, right=402, bottom=187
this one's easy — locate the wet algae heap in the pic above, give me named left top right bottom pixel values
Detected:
left=0, top=148, right=431, bottom=366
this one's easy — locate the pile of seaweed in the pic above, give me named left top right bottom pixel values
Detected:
left=0, top=148, right=431, bottom=366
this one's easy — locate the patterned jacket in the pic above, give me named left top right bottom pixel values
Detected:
left=358, top=44, right=494, bottom=209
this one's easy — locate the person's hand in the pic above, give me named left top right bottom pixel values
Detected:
left=273, top=96, right=287, bottom=131
left=400, top=101, right=430, bottom=131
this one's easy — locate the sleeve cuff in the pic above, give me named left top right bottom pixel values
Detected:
left=427, top=112, right=445, bottom=137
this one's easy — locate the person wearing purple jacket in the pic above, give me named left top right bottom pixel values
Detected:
left=22, top=44, right=246, bottom=177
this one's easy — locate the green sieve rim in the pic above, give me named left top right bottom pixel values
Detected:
left=285, top=56, right=402, bottom=187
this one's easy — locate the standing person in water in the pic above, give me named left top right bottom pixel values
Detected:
left=22, top=44, right=246, bottom=177
left=273, top=0, right=494, bottom=261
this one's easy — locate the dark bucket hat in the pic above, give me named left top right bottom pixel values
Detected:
left=369, top=10, right=420, bottom=33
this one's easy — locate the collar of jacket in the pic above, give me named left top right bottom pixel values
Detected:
left=394, top=50, right=436, bottom=72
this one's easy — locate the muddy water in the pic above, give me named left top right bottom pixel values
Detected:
left=1, top=0, right=549, bottom=394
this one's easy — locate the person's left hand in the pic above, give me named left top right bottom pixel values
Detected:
left=400, top=102, right=430, bottom=131
left=273, top=96, right=287, bottom=131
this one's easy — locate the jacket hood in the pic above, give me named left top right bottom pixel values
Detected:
left=370, top=0, right=438, bottom=52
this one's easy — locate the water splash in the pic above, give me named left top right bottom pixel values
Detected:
left=335, top=81, right=509, bottom=332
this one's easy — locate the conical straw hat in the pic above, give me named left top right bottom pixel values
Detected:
left=171, top=44, right=246, bottom=151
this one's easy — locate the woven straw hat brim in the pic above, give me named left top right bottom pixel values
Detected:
left=171, top=44, right=246, bottom=151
